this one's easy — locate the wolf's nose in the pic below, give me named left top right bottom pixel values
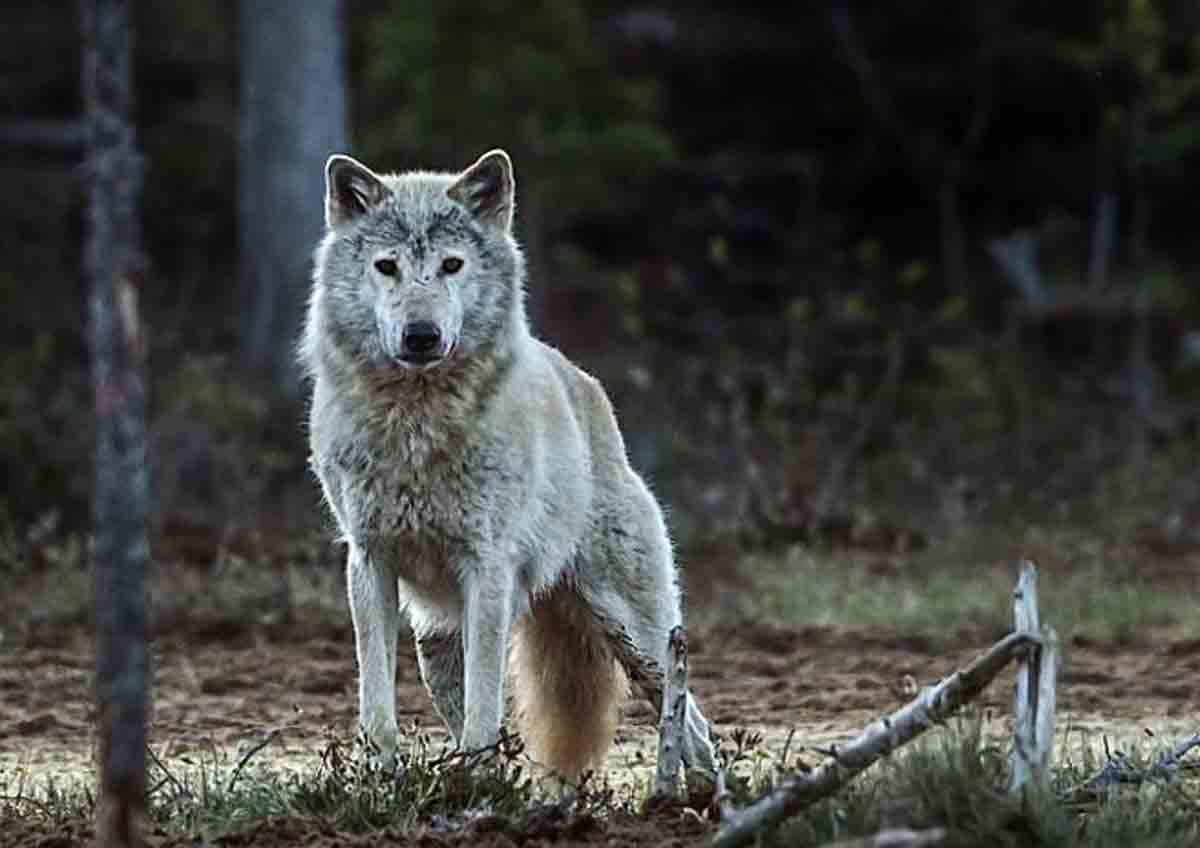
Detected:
left=401, top=321, right=442, bottom=355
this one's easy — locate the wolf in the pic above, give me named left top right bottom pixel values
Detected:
left=300, top=148, right=716, bottom=779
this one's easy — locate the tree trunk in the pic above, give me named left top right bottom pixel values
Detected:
left=937, top=175, right=968, bottom=300
left=82, top=0, right=151, bottom=845
left=238, top=0, right=348, bottom=394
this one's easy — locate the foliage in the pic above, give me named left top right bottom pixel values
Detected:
left=360, top=0, right=674, bottom=213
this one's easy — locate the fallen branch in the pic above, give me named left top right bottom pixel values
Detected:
left=818, top=827, right=948, bottom=848
left=1009, top=561, right=1040, bottom=794
left=652, top=626, right=689, bottom=798
left=225, top=728, right=282, bottom=795
left=1034, top=626, right=1059, bottom=785
left=1079, top=732, right=1200, bottom=793
left=712, top=631, right=1038, bottom=848
left=1008, top=561, right=1060, bottom=797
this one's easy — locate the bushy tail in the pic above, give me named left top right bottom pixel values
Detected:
left=508, top=591, right=628, bottom=778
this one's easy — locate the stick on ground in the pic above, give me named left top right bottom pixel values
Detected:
left=652, top=626, right=689, bottom=798
left=1009, top=560, right=1041, bottom=794
left=1008, top=561, right=1060, bottom=797
left=818, top=827, right=948, bottom=848
left=712, top=631, right=1038, bottom=848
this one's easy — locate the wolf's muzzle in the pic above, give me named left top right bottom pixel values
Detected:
left=398, top=320, right=446, bottom=365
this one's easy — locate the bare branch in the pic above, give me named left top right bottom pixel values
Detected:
left=712, top=631, right=1038, bottom=848
left=1009, top=560, right=1041, bottom=794
left=652, top=626, right=689, bottom=798
left=987, top=232, right=1047, bottom=310
left=1079, top=731, right=1200, bottom=793
left=1009, top=562, right=1060, bottom=797
left=713, top=766, right=739, bottom=823
left=818, top=828, right=948, bottom=848
left=225, top=728, right=283, bottom=795
left=1033, top=626, right=1060, bottom=787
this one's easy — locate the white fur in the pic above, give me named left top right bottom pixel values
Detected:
left=302, top=150, right=716, bottom=778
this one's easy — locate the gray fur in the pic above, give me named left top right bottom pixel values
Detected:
left=300, top=149, right=715, bottom=777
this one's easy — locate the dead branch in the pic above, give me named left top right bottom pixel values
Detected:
left=818, top=828, right=948, bottom=848
left=987, top=232, right=1047, bottom=309
left=1009, top=562, right=1060, bottom=797
left=1034, top=626, right=1059, bottom=783
left=712, top=631, right=1038, bottom=848
left=1079, top=732, right=1200, bottom=793
left=225, top=728, right=283, bottom=795
left=1009, top=561, right=1041, bottom=793
left=713, top=767, right=739, bottom=823
left=653, top=626, right=689, bottom=798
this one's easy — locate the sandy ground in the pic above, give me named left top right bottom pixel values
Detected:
left=4, top=621, right=1198, bottom=791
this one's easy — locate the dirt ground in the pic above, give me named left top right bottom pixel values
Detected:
left=3, top=611, right=1198, bottom=787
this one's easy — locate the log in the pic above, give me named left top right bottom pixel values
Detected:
left=712, top=631, right=1038, bottom=848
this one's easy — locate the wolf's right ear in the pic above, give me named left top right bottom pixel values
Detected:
left=447, top=149, right=515, bottom=231
left=325, top=155, right=389, bottom=228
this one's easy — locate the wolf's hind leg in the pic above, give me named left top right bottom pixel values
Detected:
left=415, top=630, right=464, bottom=744
left=347, top=547, right=400, bottom=769
left=578, top=541, right=717, bottom=777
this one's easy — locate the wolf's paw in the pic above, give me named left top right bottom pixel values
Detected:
left=355, top=727, right=401, bottom=777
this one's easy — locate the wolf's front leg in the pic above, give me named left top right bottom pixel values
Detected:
left=415, top=630, right=464, bottom=743
left=459, top=564, right=516, bottom=754
left=347, top=546, right=400, bottom=770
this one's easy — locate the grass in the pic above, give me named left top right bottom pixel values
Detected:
left=743, top=528, right=1199, bottom=649
left=3, top=718, right=1198, bottom=846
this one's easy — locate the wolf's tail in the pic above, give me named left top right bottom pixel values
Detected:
left=508, top=588, right=628, bottom=778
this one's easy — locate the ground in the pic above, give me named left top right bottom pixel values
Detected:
left=2, top=458, right=1199, bottom=845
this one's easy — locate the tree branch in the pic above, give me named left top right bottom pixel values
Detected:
left=713, top=631, right=1038, bottom=848
left=652, top=626, right=689, bottom=798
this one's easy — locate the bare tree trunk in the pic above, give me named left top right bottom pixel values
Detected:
left=82, top=0, right=150, bottom=845
left=239, top=0, right=348, bottom=394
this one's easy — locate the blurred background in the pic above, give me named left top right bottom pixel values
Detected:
left=4, top=0, right=1200, bottom=624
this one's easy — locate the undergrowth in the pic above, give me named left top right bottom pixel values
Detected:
left=3, top=717, right=1198, bottom=846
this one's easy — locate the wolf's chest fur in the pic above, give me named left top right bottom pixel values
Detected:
left=317, top=402, right=507, bottom=594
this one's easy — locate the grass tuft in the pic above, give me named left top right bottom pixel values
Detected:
left=4, top=720, right=1199, bottom=845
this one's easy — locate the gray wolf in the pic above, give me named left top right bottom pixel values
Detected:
left=299, top=148, right=716, bottom=779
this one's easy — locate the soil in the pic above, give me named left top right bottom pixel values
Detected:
left=3, top=615, right=1198, bottom=780
left=3, top=557, right=1199, bottom=846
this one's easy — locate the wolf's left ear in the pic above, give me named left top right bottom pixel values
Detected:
left=447, top=149, right=515, bottom=231
left=325, top=154, right=389, bottom=228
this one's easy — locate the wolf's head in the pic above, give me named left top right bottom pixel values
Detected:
left=304, top=150, right=525, bottom=382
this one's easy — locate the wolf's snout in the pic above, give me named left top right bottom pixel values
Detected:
left=401, top=321, right=443, bottom=359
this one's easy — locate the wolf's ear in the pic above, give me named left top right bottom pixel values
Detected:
left=325, top=155, right=389, bottom=228
left=447, top=149, right=515, bottom=231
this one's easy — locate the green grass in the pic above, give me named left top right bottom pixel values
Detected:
left=4, top=720, right=1198, bottom=846
left=744, top=538, right=1199, bottom=648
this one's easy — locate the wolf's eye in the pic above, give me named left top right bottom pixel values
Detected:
left=374, top=258, right=398, bottom=276
left=441, top=257, right=464, bottom=274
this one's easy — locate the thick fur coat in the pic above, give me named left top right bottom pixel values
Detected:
left=300, top=149, right=715, bottom=778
